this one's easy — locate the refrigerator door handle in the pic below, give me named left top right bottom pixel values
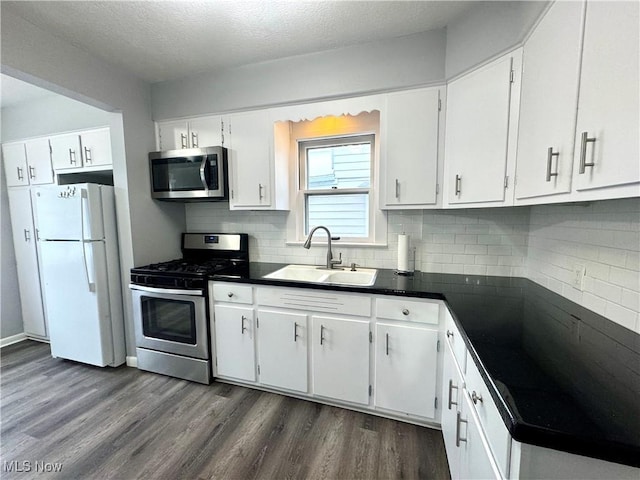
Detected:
left=80, top=189, right=96, bottom=292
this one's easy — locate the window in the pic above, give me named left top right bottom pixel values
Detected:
left=299, top=135, right=373, bottom=239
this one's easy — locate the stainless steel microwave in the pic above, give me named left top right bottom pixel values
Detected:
left=149, top=146, right=228, bottom=201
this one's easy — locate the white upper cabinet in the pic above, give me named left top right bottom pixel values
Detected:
left=157, top=115, right=224, bottom=151
left=80, top=128, right=112, bottom=168
left=572, top=1, right=639, bottom=196
left=49, top=133, right=82, bottom=170
left=381, top=87, right=443, bottom=209
left=515, top=1, right=584, bottom=201
left=444, top=49, right=522, bottom=207
left=3, top=139, right=54, bottom=187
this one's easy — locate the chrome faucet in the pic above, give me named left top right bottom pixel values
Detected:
left=303, top=226, right=342, bottom=269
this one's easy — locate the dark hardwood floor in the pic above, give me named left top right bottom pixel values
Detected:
left=1, top=341, right=451, bottom=480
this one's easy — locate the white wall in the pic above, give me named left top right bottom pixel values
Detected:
left=445, top=1, right=548, bottom=78
left=151, top=29, right=447, bottom=120
left=0, top=159, right=24, bottom=339
left=1, top=9, right=185, bottom=354
left=528, top=198, right=640, bottom=334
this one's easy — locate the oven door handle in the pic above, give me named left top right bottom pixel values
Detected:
left=129, top=284, right=203, bottom=296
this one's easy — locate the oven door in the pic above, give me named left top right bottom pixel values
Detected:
left=131, top=285, right=208, bottom=359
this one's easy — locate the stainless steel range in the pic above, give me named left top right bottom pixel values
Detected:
left=129, top=233, right=249, bottom=384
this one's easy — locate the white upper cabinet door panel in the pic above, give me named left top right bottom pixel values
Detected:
left=188, top=116, right=224, bottom=148
left=80, top=128, right=112, bottom=168
left=50, top=133, right=82, bottom=170
left=24, top=138, right=54, bottom=185
left=157, top=120, right=189, bottom=151
left=515, top=1, right=584, bottom=200
left=382, top=88, right=441, bottom=208
left=573, top=1, right=640, bottom=192
left=2, top=143, right=29, bottom=187
left=444, top=51, right=520, bottom=205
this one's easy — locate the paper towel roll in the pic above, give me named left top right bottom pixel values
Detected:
left=397, top=234, right=410, bottom=272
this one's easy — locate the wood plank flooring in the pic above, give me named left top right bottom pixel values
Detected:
left=1, top=341, right=451, bottom=480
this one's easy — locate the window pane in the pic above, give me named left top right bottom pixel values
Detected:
left=306, top=194, right=369, bottom=238
left=306, top=143, right=371, bottom=190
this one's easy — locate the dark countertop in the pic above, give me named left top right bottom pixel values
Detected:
left=211, top=262, right=640, bottom=468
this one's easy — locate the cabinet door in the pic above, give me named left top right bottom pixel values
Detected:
left=188, top=116, right=224, bottom=148
left=2, top=143, right=29, bottom=187
left=50, top=133, right=82, bottom=170
left=256, top=309, right=308, bottom=393
left=228, top=110, right=272, bottom=209
left=213, top=305, right=256, bottom=382
left=459, top=392, right=502, bottom=480
left=445, top=51, right=520, bottom=205
left=157, top=120, right=189, bottom=151
left=312, top=315, right=370, bottom=405
left=383, top=88, right=441, bottom=207
left=515, top=1, right=584, bottom=200
left=375, top=324, right=438, bottom=418
left=24, top=138, right=54, bottom=185
left=573, top=1, right=640, bottom=191
left=80, top=128, right=112, bottom=168
left=441, top=343, right=464, bottom=480
left=7, top=189, right=47, bottom=337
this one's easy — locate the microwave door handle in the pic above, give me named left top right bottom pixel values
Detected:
left=199, top=157, right=208, bottom=191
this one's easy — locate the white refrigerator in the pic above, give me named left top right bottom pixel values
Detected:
left=34, top=183, right=125, bottom=367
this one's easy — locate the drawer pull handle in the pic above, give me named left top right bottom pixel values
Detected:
left=401, top=308, right=409, bottom=316
left=546, top=147, right=559, bottom=182
left=456, top=411, right=468, bottom=447
left=227, top=292, right=234, bottom=298
left=385, top=333, right=390, bottom=356
left=579, top=131, right=596, bottom=174
left=320, top=324, right=325, bottom=345
left=16, top=166, right=24, bottom=181
left=448, top=379, right=458, bottom=409
left=446, top=330, right=453, bottom=339
left=455, top=174, right=462, bottom=196
left=241, top=315, right=248, bottom=334
left=294, top=322, right=299, bottom=342
left=471, top=391, right=483, bottom=404
left=181, top=133, right=188, bottom=149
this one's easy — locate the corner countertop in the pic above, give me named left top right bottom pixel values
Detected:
left=210, top=262, right=640, bottom=468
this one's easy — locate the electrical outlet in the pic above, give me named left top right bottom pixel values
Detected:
left=572, top=264, right=586, bottom=291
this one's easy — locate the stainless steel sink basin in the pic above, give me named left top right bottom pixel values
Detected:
left=263, top=264, right=378, bottom=286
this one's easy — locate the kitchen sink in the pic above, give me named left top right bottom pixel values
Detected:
left=263, top=264, right=378, bottom=286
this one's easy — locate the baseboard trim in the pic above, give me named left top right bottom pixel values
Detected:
left=126, top=356, right=138, bottom=368
left=0, top=333, right=27, bottom=348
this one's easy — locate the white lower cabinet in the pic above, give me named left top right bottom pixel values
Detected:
left=312, top=315, right=370, bottom=405
left=213, top=304, right=256, bottom=382
left=256, top=309, right=308, bottom=393
left=375, top=323, right=439, bottom=419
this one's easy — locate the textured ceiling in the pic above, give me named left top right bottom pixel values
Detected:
left=1, top=1, right=473, bottom=84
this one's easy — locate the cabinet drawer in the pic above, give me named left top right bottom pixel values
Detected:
left=465, top=353, right=511, bottom=478
left=444, top=309, right=467, bottom=374
left=211, top=283, right=253, bottom=304
left=376, top=297, right=439, bottom=325
left=257, top=286, right=371, bottom=317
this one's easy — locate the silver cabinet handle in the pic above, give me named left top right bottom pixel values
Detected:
left=446, top=330, right=453, bottom=339
left=471, top=391, right=483, bottom=404
left=456, top=411, right=468, bottom=447
left=294, top=322, right=299, bottom=342
left=320, top=324, right=325, bottom=345
left=227, top=292, right=234, bottom=298
left=395, top=179, right=400, bottom=198
left=191, top=131, right=198, bottom=148
left=241, top=315, right=248, bottom=334
left=546, top=147, right=559, bottom=182
left=402, top=308, right=409, bottom=316
left=258, top=183, right=264, bottom=200
left=23, top=229, right=30, bottom=242
left=16, top=167, right=24, bottom=181
left=84, top=146, right=92, bottom=164
left=180, top=133, right=188, bottom=149
left=69, top=148, right=77, bottom=165
left=28, top=166, right=36, bottom=180
left=579, top=131, right=596, bottom=174
left=455, top=175, right=462, bottom=196
left=385, top=333, right=389, bottom=355
left=448, top=379, right=458, bottom=409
